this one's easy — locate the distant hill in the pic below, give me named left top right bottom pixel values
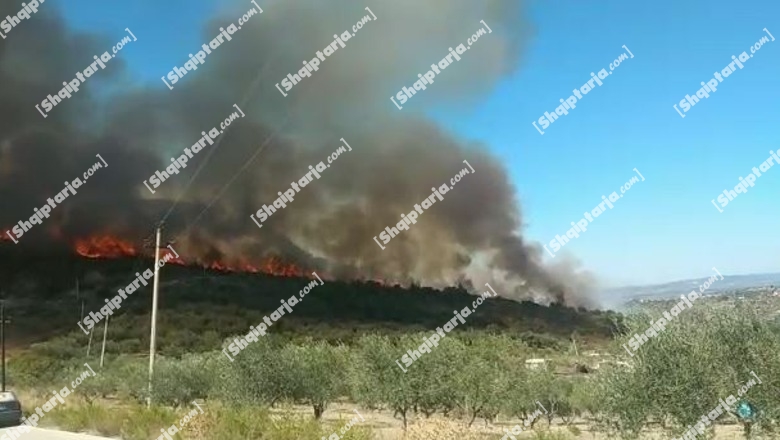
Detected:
left=600, top=272, right=780, bottom=309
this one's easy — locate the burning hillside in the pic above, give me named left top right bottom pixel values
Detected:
left=75, top=235, right=138, bottom=259
left=0, top=0, right=596, bottom=307
left=72, top=234, right=309, bottom=278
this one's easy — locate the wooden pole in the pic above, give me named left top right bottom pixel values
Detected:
left=147, top=224, right=162, bottom=407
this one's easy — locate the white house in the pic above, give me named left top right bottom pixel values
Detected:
left=525, top=358, right=550, bottom=370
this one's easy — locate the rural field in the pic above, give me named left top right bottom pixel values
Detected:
left=0, top=0, right=777, bottom=438
left=2, top=258, right=779, bottom=439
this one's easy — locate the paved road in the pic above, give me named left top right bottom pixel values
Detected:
left=0, top=427, right=113, bottom=439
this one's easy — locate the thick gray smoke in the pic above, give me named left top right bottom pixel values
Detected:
left=0, top=0, right=161, bottom=248
left=0, top=0, right=596, bottom=307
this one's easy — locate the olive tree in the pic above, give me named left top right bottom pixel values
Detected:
left=350, top=334, right=418, bottom=428
left=225, top=335, right=299, bottom=407
left=451, top=336, right=513, bottom=427
left=150, top=353, right=216, bottom=408
left=599, top=303, right=780, bottom=439
left=285, top=340, right=349, bottom=418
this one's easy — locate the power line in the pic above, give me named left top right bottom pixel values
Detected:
left=159, top=59, right=275, bottom=225
left=174, top=105, right=297, bottom=240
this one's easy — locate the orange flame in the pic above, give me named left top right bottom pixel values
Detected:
left=0, top=226, right=15, bottom=242
left=72, top=234, right=310, bottom=278
left=75, top=235, right=138, bottom=258
left=259, top=255, right=308, bottom=278
left=200, top=256, right=308, bottom=278
left=158, top=247, right=186, bottom=266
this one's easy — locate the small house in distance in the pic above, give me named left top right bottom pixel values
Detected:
left=525, top=358, right=550, bottom=370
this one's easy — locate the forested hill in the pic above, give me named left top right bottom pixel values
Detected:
left=0, top=253, right=622, bottom=350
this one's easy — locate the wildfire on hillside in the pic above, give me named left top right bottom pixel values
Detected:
left=0, top=0, right=599, bottom=307
left=75, top=235, right=138, bottom=259
left=72, top=234, right=310, bottom=278
left=158, top=246, right=186, bottom=266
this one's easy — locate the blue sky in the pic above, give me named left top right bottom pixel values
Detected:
left=56, top=0, right=780, bottom=287
left=437, top=0, right=780, bottom=287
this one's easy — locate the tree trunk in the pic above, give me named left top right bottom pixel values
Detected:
left=314, top=403, right=325, bottom=419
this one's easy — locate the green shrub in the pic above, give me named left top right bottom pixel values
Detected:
left=451, top=336, right=508, bottom=426
left=284, top=340, right=349, bottom=418
left=151, top=353, right=216, bottom=408
left=42, top=401, right=178, bottom=439
left=223, top=336, right=298, bottom=407
left=350, top=334, right=416, bottom=428
left=599, top=304, right=780, bottom=438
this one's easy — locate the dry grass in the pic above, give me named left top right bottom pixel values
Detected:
left=3, top=394, right=754, bottom=439
left=306, top=403, right=750, bottom=440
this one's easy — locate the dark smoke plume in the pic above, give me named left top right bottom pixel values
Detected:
left=0, top=0, right=596, bottom=307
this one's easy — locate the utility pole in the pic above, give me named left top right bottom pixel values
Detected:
left=1, top=300, right=4, bottom=392
left=86, top=327, right=93, bottom=358
left=147, top=224, right=162, bottom=407
left=77, top=278, right=82, bottom=322
left=80, top=279, right=93, bottom=358
left=99, top=315, right=109, bottom=369
left=0, top=300, right=9, bottom=392
left=77, top=278, right=86, bottom=334
left=571, top=336, right=579, bottom=358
